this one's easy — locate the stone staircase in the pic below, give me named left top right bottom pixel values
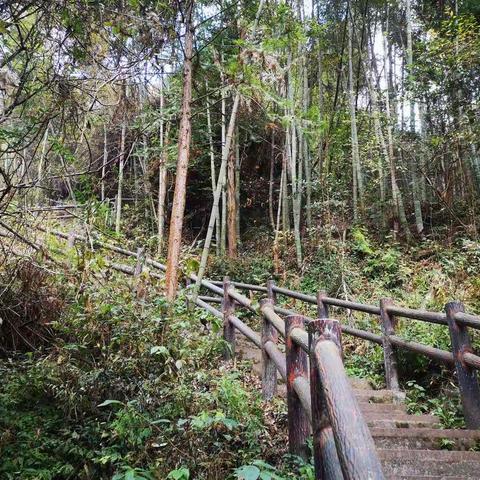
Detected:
left=237, top=335, right=480, bottom=478
left=352, top=378, right=480, bottom=479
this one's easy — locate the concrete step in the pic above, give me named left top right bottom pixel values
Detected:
left=372, top=427, right=480, bottom=450
left=366, top=412, right=440, bottom=429
left=359, top=402, right=407, bottom=414
left=386, top=473, right=477, bottom=480
left=354, top=389, right=405, bottom=404
left=350, top=377, right=372, bottom=390
left=379, top=449, right=480, bottom=477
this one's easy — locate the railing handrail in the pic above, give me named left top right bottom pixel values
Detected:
left=310, top=318, right=385, bottom=478
left=39, top=227, right=480, bottom=433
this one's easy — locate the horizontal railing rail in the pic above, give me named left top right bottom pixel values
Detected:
left=190, top=280, right=384, bottom=478
left=39, top=227, right=480, bottom=435
left=202, top=279, right=480, bottom=428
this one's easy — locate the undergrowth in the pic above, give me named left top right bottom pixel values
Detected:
left=208, top=226, right=480, bottom=428
left=2, top=222, right=480, bottom=478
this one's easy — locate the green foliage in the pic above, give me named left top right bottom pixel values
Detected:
left=0, top=258, right=273, bottom=479
left=167, top=467, right=190, bottom=479
left=209, top=254, right=274, bottom=286
left=405, top=381, right=464, bottom=429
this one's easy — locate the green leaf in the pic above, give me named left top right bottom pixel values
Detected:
left=150, top=345, right=169, bottom=355
left=0, top=20, right=8, bottom=35
left=235, top=465, right=261, bottom=480
left=167, top=467, right=190, bottom=479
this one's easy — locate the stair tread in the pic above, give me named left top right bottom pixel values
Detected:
left=371, top=427, right=480, bottom=439
left=359, top=402, right=406, bottom=413
left=365, top=412, right=439, bottom=422
left=378, top=449, right=480, bottom=461
left=386, top=476, right=476, bottom=480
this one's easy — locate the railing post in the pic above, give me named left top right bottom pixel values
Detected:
left=134, top=247, right=145, bottom=277
left=380, top=298, right=400, bottom=391
left=446, top=301, right=480, bottom=429
left=267, top=279, right=277, bottom=303
left=309, top=318, right=343, bottom=480
left=222, top=276, right=235, bottom=360
left=67, top=230, right=76, bottom=249
left=285, top=314, right=310, bottom=459
left=260, top=298, right=278, bottom=400
left=317, top=291, right=329, bottom=319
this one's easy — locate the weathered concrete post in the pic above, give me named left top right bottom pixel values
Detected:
left=380, top=298, right=400, bottom=391
left=446, top=301, right=480, bottom=429
left=222, top=276, right=235, bottom=360
left=285, top=314, right=310, bottom=459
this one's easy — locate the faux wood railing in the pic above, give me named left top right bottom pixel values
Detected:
left=200, top=279, right=480, bottom=430
left=28, top=227, right=480, bottom=479
left=190, top=278, right=384, bottom=479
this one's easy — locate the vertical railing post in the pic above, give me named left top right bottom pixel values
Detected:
left=446, top=301, right=480, bottom=429
left=309, top=318, right=343, bottom=480
left=222, top=276, right=235, bottom=360
left=267, top=279, right=277, bottom=303
left=317, top=291, right=329, bottom=319
left=380, top=298, right=400, bottom=391
left=134, top=247, right=145, bottom=277
left=260, top=298, right=278, bottom=400
left=67, top=230, right=76, bottom=249
left=285, top=314, right=310, bottom=459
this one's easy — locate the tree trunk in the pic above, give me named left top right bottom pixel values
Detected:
left=347, top=10, right=363, bottom=219
left=165, top=0, right=194, bottom=300
left=101, top=124, right=107, bottom=202
left=115, top=119, right=127, bottom=234
left=205, top=80, right=221, bottom=255
left=227, top=131, right=237, bottom=258
left=268, top=130, right=276, bottom=230
left=405, top=0, right=424, bottom=235
left=157, top=123, right=170, bottom=256
left=35, top=123, right=49, bottom=206
left=383, top=16, right=411, bottom=240
left=220, top=61, right=227, bottom=256
left=235, top=125, right=241, bottom=246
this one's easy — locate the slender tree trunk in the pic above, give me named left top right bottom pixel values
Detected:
left=157, top=67, right=166, bottom=255
left=235, top=125, right=241, bottom=246
left=101, top=124, right=107, bottom=202
left=220, top=61, right=227, bottom=256
left=281, top=147, right=290, bottom=231
left=35, top=123, right=49, bottom=205
left=273, top=166, right=284, bottom=274
left=287, top=52, right=302, bottom=267
left=205, top=81, right=221, bottom=255
left=317, top=13, right=325, bottom=178
left=268, top=130, right=276, bottom=230
left=383, top=16, right=411, bottom=240
left=115, top=119, right=127, bottom=234
left=165, top=0, right=194, bottom=299
left=347, top=11, right=363, bottom=219
left=157, top=123, right=170, bottom=256
left=405, top=0, right=424, bottom=235
left=227, top=131, right=237, bottom=258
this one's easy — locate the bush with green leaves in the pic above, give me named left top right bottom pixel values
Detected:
left=0, top=260, right=274, bottom=479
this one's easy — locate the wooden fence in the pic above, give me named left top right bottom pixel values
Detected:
left=200, top=278, right=480, bottom=430
left=30, top=228, right=480, bottom=479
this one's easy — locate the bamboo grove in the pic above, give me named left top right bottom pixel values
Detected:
left=1, top=0, right=480, bottom=297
